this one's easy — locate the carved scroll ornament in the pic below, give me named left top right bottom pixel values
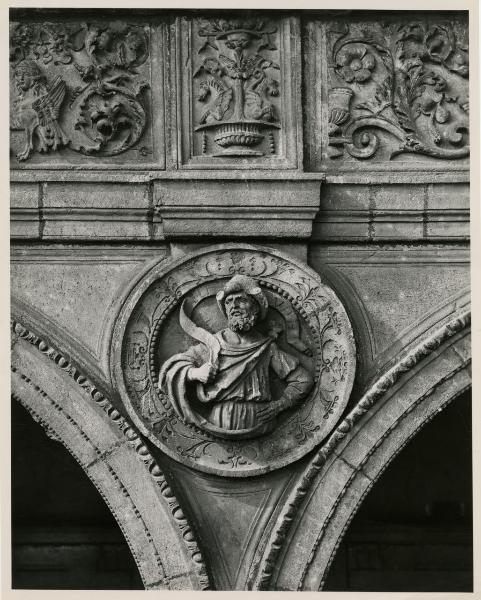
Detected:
left=327, top=20, right=469, bottom=161
left=10, top=20, right=150, bottom=161
left=111, top=245, right=356, bottom=477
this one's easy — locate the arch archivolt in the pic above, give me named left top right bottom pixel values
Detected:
left=10, top=314, right=211, bottom=591
left=251, top=311, right=471, bottom=591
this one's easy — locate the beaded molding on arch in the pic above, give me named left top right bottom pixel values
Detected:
left=11, top=369, right=162, bottom=588
left=11, top=318, right=211, bottom=591
left=252, top=310, right=471, bottom=590
left=314, top=377, right=470, bottom=591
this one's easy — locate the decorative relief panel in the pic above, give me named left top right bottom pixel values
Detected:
left=174, top=15, right=302, bottom=169
left=10, top=18, right=164, bottom=168
left=305, top=13, right=469, bottom=171
left=110, top=245, right=356, bottom=476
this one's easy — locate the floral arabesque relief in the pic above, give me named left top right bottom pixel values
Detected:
left=10, top=20, right=150, bottom=161
left=327, top=20, right=469, bottom=161
left=336, top=45, right=376, bottom=83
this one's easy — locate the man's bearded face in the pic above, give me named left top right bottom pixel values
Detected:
left=224, top=292, right=259, bottom=332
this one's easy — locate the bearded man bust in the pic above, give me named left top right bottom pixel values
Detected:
left=158, top=275, right=314, bottom=439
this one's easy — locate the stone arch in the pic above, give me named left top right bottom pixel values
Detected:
left=10, top=315, right=210, bottom=591
left=252, top=311, right=471, bottom=591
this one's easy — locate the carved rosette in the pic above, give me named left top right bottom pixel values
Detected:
left=325, top=18, right=469, bottom=162
left=10, top=20, right=155, bottom=165
left=110, top=245, right=356, bottom=477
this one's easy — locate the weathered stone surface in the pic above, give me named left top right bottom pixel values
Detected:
left=372, top=184, right=425, bottom=210
left=425, top=211, right=470, bottom=239
left=9, top=7, right=471, bottom=594
left=10, top=18, right=163, bottom=168
left=174, top=14, right=301, bottom=169
left=11, top=245, right=168, bottom=370
left=111, top=244, right=356, bottom=476
left=309, top=243, right=470, bottom=387
left=313, top=182, right=469, bottom=241
left=304, top=12, right=469, bottom=171
left=10, top=182, right=40, bottom=238
left=155, top=180, right=320, bottom=238
left=42, top=183, right=151, bottom=240
left=9, top=178, right=469, bottom=243
left=265, top=324, right=471, bottom=591
left=427, top=182, right=470, bottom=210
left=11, top=327, right=211, bottom=590
left=164, top=458, right=298, bottom=591
left=271, top=458, right=367, bottom=588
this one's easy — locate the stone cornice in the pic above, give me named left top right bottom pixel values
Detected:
left=154, top=179, right=321, bottom=239
left=10, top=170, right=468, bottom=183
left=11, top=178, right=469, bottom=242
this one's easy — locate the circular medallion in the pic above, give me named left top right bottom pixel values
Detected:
left=110, top=244, right=356, bottom=477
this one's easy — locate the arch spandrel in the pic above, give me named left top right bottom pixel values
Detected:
left=9, top=7, right=470, bottom=592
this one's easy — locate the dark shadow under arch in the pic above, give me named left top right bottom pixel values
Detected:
left=11, top=399, right=144, bottom=590
left=252, top=311, right=471, bottom=591
left=10, top=315, right=211, bottom=590
left=323, top=389, right=472, bottom=592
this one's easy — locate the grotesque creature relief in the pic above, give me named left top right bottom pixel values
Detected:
left=12, top=59, right=69, bottom=161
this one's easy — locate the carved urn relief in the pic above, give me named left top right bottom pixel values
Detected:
left=176, top=14, right=301, bottom=168
left=193, top=19, right=280, bottom=157
left=111, top=245, right=356, bottom=477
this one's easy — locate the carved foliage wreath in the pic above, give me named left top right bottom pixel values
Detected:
left=111, top=245, right=356, bottom=476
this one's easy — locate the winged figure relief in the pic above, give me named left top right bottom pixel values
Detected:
left=12, top=60, right=69, bottom=161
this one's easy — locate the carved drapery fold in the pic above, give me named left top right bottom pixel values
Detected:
left=110, top=244, right=356, bottom=477
left=9, top=8, right=471, bottom=593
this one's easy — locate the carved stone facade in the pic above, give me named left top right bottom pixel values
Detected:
left=174, top=15, right=301, bottom=168
left=10, top=19, right=160, bottom=167
left=10, top=8, right=471, bottom=593
left=112, top=245, right=355, bottom=476
left=325, top=18, right=469, bottom=162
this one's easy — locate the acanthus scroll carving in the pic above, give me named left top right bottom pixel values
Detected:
left=10, top=20, right=150, bottom=161
left=327, top=19, right=469, bottom=161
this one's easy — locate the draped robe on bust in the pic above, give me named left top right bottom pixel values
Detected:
left=158, top=328, right=300, bottom=431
